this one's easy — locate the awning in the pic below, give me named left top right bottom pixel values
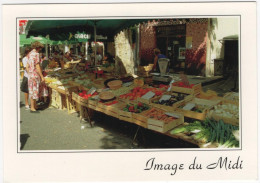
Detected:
left=26, top=19, right=155, bottom=41
left=19, top=35, right=51, bottom=47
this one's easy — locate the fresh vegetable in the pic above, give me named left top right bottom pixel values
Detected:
left=143, top=108, right=176, bottom=122
left=170, top=118, right=239, bottom=148
left=119, top=87, right=163, bottom=101
left=153, top=92, right=188, bottom=106
left=122, top=102, right=149, bottom=113
left=78, top=90, right=98, bottom=99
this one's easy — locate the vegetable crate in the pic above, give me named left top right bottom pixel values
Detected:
left=50, top=88, right=62, bottom=109
left=87, top=98, right=98, bottom=110
left=137, top=97, right=152, bottom=105
left=147, top=110, right=184, bottom=133
left=72, top=92, right=80, bottom=103
left=150, top=92, right=194, bottom=111
left=195, top=90, right=222, bottom=101
left=167, top=123, right=208, bottom=148
left=117, top=103, right=134, bottom=123
left=176, top=98, right=222, bottom=121
left=66, top=94, right=80, bottom=114
left=96, top=101, right=119, bottom=118
left=207, top=100, right=239, bottom=126
left=132, top=112, right=148, bottom=128
left=223, top=92, right=239, bottom=105
left=78, top=96, right=89, bottom=106
left=61, top=94, right=67, bottom=110
left=171, top=83, right=202, bottom=96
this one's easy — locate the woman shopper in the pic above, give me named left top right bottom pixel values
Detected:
left=26, top=41, right=48, bottom=113
left=20, top=47, right=31, bottom=110
left=152, top=48, right=167, bottom=73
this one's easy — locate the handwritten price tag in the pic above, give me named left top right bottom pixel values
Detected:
left=165, top=112, right=180, bottom=118
left=159, top=95, right=172, bottom=102
left=182, top=103, right=196, bottom=110
left=87, top=87, right=96, bottom=95
left=141, top=91, right=155, bottom=100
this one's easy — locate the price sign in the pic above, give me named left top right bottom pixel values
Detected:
left=182, top=103, right=196, bottom=110
left=167, top=79, right=175, bottom=92
left=87, top=87, right=96, bottom=95
left=165, top=112, right=180, bottom=119
left=141, top=91, right=155, bottom=100
left=159, top=95, right=172, bottom=102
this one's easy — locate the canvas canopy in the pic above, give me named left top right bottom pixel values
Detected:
left=26, top=19, right=154, bottom=41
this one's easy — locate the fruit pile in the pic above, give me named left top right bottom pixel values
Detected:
left=159, top=84, right=170, bottom=89
left=122, top=102, right=149, bottom=113
left=119, top=87, right=163, bottom=100
left=78, top=90, right=98, bottom=99
left=143, top=108, right=176, bottom=122
left=172, top=82, right=195, bottom=88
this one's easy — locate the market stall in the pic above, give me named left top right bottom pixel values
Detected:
left=23, top=19, right=240, bottom=149
left=43, top=62, right=240, bottom=149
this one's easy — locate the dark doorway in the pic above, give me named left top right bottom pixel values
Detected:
left=223, top=40, right=239, bottom=91
left=223, top=40, right=238, bottom=76
left=156, top=24, right=186, bottom=70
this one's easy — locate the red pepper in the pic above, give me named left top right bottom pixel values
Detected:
left=129, top=106, right=134, bottom=112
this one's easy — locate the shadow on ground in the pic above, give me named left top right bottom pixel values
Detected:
left=20, top=134, right=30, bottom=150
left=20, top=101, right=25, bottom=108
left=91, top=112, right=197, bottom=149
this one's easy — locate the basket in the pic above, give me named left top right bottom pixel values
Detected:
left=107, top=80, right=122, bottom=90
left=99, top=91, right=115, bottom=101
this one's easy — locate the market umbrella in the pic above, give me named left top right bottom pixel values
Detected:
left=19, top=34, right=32, bottom=47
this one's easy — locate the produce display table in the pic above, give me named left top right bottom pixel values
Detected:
left=44, top=68, right=240, bottom=148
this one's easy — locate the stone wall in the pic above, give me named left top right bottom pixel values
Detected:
left=114, top=29, right=135, bottom=75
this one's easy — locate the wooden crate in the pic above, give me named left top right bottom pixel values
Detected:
left=132, top=111, right=148, bottom=128
left=66, top=94, right=80, bottom=114
left=176, top=98, right=221, bottom=121
left=72, top=92, right=80, bottom=103
left=223, top=92, right=239, bottom=105
left=118, top=97, right=138, bottom=104
left=137, top=97, right=152, bottom=105
left=166, top=123, right=217, bottom=148
left=87, top=98, right=98, bottom=110
left=50, top=88, right=62, bottom=109
left=96, top=101, right=119, bottom=118
left=150, top=93, right=194, bottom=111
left=61, top=94, right=67, bottom=110
left=78, top=96, right=89, bottom=106
left=117, top=103, right=133, bottom=123
left=208, top=100, right=239, bottom=126
left=147, top=111, right=184, bottom=133
left=210, top=113, right=239, bottom=126
left=171, top=83, right=202, bottom=96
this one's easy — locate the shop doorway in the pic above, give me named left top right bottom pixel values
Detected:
left=156, top=24, right=186, bottom=71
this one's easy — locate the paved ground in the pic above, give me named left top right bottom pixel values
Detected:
left=20, top=76, right=237, bottom=151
